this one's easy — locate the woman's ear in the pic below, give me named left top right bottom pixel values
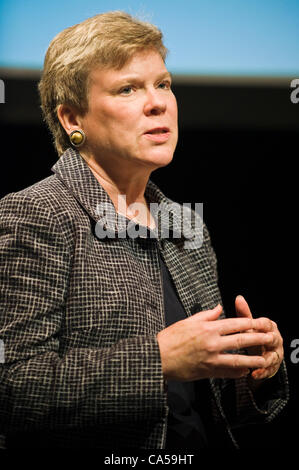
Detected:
left=57, top=104, right=82, bottom=134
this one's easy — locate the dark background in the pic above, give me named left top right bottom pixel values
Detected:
left=0, top=71, right=298, bottom=449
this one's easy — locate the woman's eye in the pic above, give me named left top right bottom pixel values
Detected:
left=158, top=81, right=171, bottom=90
left=120, top=86, right=133, bottom=95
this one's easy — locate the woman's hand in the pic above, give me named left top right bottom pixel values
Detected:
left=235, top=295, right=283, bottom=380
left=157, top=303, right=275, bottom=382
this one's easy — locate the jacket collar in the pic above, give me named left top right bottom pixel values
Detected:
left=52, top=148, right=193, bottom=241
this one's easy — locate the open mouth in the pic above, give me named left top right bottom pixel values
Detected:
left=143, top=127, right=171, bottom=143
left=145, top=127, right=169, bottom=135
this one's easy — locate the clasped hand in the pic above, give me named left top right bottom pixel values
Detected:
left=157, top=295, right=283, bottom=381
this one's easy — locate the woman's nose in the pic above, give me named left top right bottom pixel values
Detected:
left=143, top=89, right=167, bottom=116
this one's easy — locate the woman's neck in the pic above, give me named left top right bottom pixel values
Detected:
left=85, top=158, right=156, bottom=230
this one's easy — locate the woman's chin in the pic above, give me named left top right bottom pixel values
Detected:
left=140, top=149, right=175, bottom=169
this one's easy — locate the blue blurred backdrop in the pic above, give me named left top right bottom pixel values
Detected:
left=0, top=0, right=298, bottom=75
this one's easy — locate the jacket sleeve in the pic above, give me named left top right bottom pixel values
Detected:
left=233, top=360, right=289, bottom=425
left=0, top=192, right=166, bottom=435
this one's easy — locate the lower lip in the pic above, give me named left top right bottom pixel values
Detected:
left=143, top=132, right=170, bottom=143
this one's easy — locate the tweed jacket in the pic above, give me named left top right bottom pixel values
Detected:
left=0, top=148, right=288, bottom=448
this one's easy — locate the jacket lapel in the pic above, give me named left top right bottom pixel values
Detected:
left=51, top=147, right=113, bottom=223
left=52, top=148, right=194, bottom=240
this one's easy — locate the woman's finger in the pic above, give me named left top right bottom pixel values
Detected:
left=219, top=331, right=272, bottom=352
left=235, top=295, right=253, bottom=319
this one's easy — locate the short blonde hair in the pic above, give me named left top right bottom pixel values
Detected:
left=38, top=11, right=168, bottom=155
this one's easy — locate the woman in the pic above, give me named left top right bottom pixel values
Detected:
left=0, top=11, right=288, bottom=449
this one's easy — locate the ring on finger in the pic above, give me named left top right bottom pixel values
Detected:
left=274, top=351, right=280, bottom=364
left=266, top=351, right=281, bottom=379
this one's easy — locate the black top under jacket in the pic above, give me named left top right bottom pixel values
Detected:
left=159, top=253, right=209, bottom=449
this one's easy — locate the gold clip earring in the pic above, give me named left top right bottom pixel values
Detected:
left=69, top=129, right=86, bottom=147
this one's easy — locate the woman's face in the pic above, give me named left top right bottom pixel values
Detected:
left=79, top=49, right=178, bottom=173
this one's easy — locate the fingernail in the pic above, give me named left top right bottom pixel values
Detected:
left=254, top=373, right=264, bottom=380
left=252, top=371, right=260, bottom=379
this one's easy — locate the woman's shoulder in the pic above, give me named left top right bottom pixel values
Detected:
left=1, top=173, right=78, bottom=208
left=0, top=174, right=85, bottom=230
left=1, top=174, right=65, bottom=203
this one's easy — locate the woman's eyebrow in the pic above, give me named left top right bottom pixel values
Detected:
left=112, top=71, right=172, bottom=86
left=156, top=72, right=172, bottom=81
